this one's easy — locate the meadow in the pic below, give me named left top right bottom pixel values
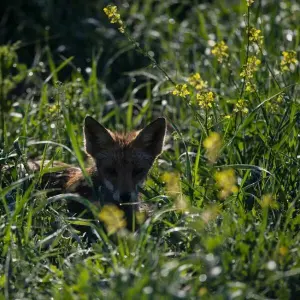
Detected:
left=0, top=0, right=299, bottom=298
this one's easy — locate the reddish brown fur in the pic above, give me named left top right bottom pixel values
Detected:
left=8, top=116, right=167, bottom=230
left=65, top=167, right=93, bottom=190
left=110, top=130, right=140, bottom=145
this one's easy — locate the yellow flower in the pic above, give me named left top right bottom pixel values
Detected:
left=99, top=205, right=127, bottom=234
left=172, top=84, right=190, bottom=98
left=136, top=211, right=146, bottom=225
left=211, top=41, right=229, bottom=63
left=162, top=172, right=181, bottom=197
left=279, top=246, right=288, bottom=256
left=240, top=56, right=261, bottom=79
left=103, top=5, right=119, bottom=23
left=188, top=73, right=208, bottom=91
left=48, top=104, right=60, bottom=114
left=103, top=5, right=125, bottom=33
left=240, top=57, right=260, bottom=93
left=245, top=81, right=255, bottom=93
left=203, top=132, right=222, bottom=163
left=214, top=169, right=238, bottom=199
left=246, top=0, right=254, bottom=6
left=197, top=91, right=215, bottom=109
left=198, top=288, right=208, bottom=297
left=280, top=50, right=298, bottom=72
left=276, top=93, right=284, bottom=103
left=266, top=93, right=284, bottom=113
left=162, top=172, right=188, bottom=211
left=260, top=194, right=278, bottom=209
left=248, top=27, right=263, bottom=45
left=118, top=25, right=125, bottom=34
left=233, top=99, right=249, bottom=114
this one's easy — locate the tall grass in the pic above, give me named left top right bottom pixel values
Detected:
left=0, top=0, right=299, bottom=298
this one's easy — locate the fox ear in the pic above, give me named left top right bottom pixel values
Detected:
left=133, top=117, right=166, bottom=157
left=84, top=116, right=114, bottom=156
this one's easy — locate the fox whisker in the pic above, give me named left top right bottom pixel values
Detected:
left=119, top=202, right=141, bottom=206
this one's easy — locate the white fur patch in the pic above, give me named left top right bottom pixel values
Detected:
left=131, top=191, right=138, bottom=201
left=103, top=179, right=114, bottom=192
left=113, top=190, right=120, bottom=202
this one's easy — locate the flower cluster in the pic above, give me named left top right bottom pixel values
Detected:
left=211, top=41, right=229, bottom=63
left=240, top=56, right=261, bottom=78
left=248, top=27, right=263, bottom=46
left=203, top=132, right=222, bottom=163
left=188, top=73, right=208, bottom=91
left=233, top=99, right=249, bottom=114
left=240, top=56, right=261, bottom=93
left=172, top=84, right=190, bottom=98
left=214, top=169, right=238, bottom=199
left=197, top=91, right=214, bottom=109
left=280, top=50, right=298, bottom=72
left=99, top=205, right=126, bottom=234
left=103, top=5, right=125, bottom=33
left=266, top=93, right=284, bottom=113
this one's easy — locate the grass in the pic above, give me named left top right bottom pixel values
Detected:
left=0, top=0, right=300, bottom=298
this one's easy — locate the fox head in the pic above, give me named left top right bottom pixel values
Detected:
left=84, top=116, right=166, bottom=206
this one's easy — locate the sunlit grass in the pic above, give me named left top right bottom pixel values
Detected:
left=0, top=0, right=299, bottom=298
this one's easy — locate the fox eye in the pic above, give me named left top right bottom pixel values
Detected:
left=105, top=167, right=117, bottom=176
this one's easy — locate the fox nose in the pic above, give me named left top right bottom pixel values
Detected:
left=120, top=192, right=131, bottom=203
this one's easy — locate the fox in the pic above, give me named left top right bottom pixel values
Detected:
left=3, top=116, right=167, bottom=231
